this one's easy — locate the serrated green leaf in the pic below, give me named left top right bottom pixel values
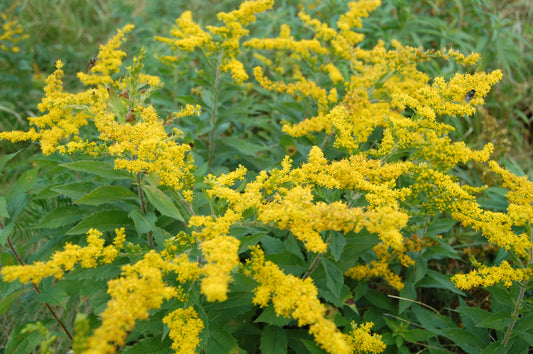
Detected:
left=142, top=185, right=184, bottom=222
left=51, top=181, right=99, bottom=200
left=206, top=324, right=238, bottom=353
left=35, top=286, right=67, bottom=307
left=75, top=185, right=137, bottom=205
left=60, top=160, right=131, bottom=180
left=426, top=218, right=457, bottom=236
left=322, top=258, right=343, bottom=298
left=260, top=325, right=288, bottom=354
left=440, top=328, right=487, bottom=351
left=476, top=311, right=513, bottom=330
left=36, top=205, right=85, bottom=229
left=67, top=210, right=132, bottom=235
left=129, top=209, right=157, bottom=235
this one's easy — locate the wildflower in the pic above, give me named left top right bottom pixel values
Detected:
left=452, top=261, right=532, bottom=290
left=85, top=251, right=178, bottom=354
left=200, top=235, right=240, bottom=302
left=1, top=228, right=125, bottom=285
left=246, top=246, right=352, bottom=354
left=163, top=307, right=204, bottom=354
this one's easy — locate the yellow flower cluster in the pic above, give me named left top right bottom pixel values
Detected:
left=163, top=307, right=204, bottom=354
left=345, top=322, right=386, bottom=354
left=452, top=261, right=532, bottom=290
left=85, top=251, right=179, bottom=354
left=155, top=0, right=274, bottom=84
left=77, top=25, right=134, bottom=87
left=1, top=228, right=125, bottom=285
left=0, top=4, right=28, bottom=53
left=200, top=235, right=240, bottom=302
left=0, top=25, right=196, bottom=197
left=245, top=246, right=356, bottom=354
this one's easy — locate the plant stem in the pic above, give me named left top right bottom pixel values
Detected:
left=6, top=236, right=73, bottom=341
left=502, top=277, right=529, bottom=346
left=502, top=230, right=533, bottom=346
left=207, top=54, right=222, bottom=170
left=136, top=172, right=153, bottom=248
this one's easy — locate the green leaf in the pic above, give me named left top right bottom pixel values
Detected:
left=5, top=323, right=43, bottom=354
left=206, top=324, right=238, bottom=353
left=321, top=258, right=344, bottom=298
left=417, top=269, right=465, bottom=296
left=401, top=329, right=435, bottom=342
left=35, top=285, right=67, bottom=307
left=0, top=150, right=20, bottom=173
left=0, top=221, right=15, bottom=246
left=255, top=306, right=292, bottom=326
left=67, top=210, right=132, bottom=235
left=300, top=339, right=327, bottom=353
left=0, top=196, right=9, bottom=218
left=475, top=311, right=513, bottom=330
left=239, top=232, right=267, bottom=253
left=220, top=136, right=265, bottom=156
left=440, top=328, right=487, bottom=352
left=51, top=181, right=99, bottom=200
left=0, top=288, right=29, bottom=315
left=60, top=160, right=131, bottom=180
left=329, top=231, right=346, bottom=261
left=36, top=205, right=85, bottom=229
left=121, top=337, right=171, bottom=354
left=142, top=185, right=184, bottom=222
left=260, top=325, right=288, bottom=354
left=426, top=218, right=457, bottom=236
left=75, top=185, right=137, bottom=205
left=129, top=209, right=157, bottom=235
left=6, top=167, right=38, bottom=216
left=364, top=289, right=396, bottom=312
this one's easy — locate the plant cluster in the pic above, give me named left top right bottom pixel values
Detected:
left=1, top=0, right=532, bottom=353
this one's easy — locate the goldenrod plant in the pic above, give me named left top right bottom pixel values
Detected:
left=1, top=1, right=532, bottom=353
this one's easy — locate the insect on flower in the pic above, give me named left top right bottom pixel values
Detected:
left=86, top=56, right=98, bottom=72
left=465, top=89, right=476, bottom=103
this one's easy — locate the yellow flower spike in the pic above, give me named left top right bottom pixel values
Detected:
left=452, top=261, right=532, bottom=290
left=85, top=251, right=178, bottom=354
left=77, top=24, right=134, bottom=87
left=200, top=235, right=240, bottom=302
left=155, top=11, right=214, bottom=52
left=0, top=228, right=125, bottom=285
left=246, top=246, right=352, bottom=354
left=163, top=307, right=204, bottom=354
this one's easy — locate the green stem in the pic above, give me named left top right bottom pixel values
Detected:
left=4, top=233, right=73, bottom=341
left=302, top=232, right=332, bottom=279
left=502, top=227, right=533, bottom=346
left=207, top=54, right=223, bottom=170
left=136, top=172, right=153, bottom=248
